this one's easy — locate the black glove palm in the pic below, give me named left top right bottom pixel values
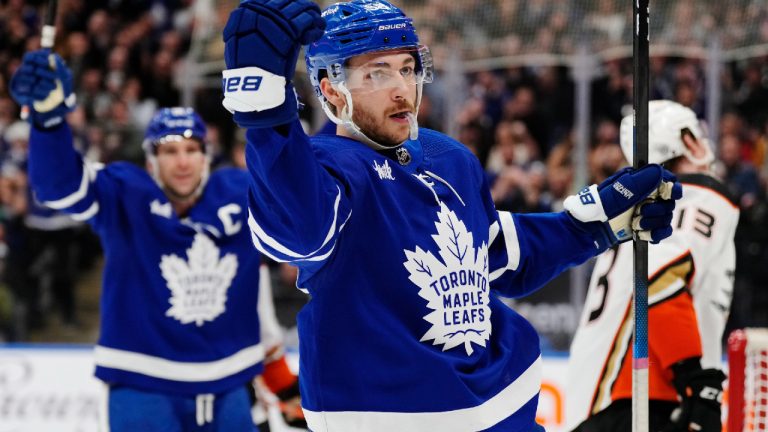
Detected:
left=662, top=367, right=725, bottom=432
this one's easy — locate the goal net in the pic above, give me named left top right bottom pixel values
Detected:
left=728, top=328, right=768, bottom=432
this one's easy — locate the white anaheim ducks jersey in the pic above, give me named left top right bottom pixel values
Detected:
left=566, top=173, right=739, bottom=431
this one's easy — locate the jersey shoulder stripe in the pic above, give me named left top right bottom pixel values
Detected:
left=648, top=251, right=694, bottom=306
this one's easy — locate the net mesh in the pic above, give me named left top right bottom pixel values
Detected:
left=744, top=337, right=768, bottom=431
left=730, top=329, right=768, bottom=432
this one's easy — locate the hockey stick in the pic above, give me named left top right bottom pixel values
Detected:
left=41, top=0, right=59, bottom=49
left=632, top=0, right=650, bottom=431
left=21, top=0, right=59, bottom=120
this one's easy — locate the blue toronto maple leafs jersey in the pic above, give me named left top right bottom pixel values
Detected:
left=28, top=124, right=264, bottom=396
left=246, top=120, right=603, bottom=432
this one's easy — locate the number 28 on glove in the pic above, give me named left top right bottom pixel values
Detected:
left=564, top=164, right=683, bottom=249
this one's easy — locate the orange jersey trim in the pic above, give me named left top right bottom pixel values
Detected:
left=262, top=355, right=298, bottom=394
left=609, top=252, right=702, bottom=403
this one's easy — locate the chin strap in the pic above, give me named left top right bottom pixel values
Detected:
left=320, top=81, right=423, bottom=151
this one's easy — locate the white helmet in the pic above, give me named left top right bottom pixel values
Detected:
left=619, top=100, right=713, bottom=166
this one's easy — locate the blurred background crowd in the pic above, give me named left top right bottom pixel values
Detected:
left=0, top=0, right=766, bottom=351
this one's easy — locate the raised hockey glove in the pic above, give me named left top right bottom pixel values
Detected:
left=222, top=0, right=325, bottom=129
left=564, top=164, right=683, bottom=250
left=662, top=361, right=725, bottom=432
left=9, top=50, right=76, bottom=130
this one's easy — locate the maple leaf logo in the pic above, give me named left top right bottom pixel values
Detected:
left=403, top=203, right=491, bottom=355
left=160, top=233, right=238, bottom=326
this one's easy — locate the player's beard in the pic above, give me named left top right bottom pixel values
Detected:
left=352, top=100, right=415, bottom=148
left=163, top=180, right=201, bottom=204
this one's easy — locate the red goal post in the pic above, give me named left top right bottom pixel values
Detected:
left=728, top=328, right=768, bottom=432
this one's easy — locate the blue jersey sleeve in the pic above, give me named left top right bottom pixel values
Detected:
left=245, top=121, right=352, bottom=274
left=28, top=123, right=105, bottom=225
left=483, top=175, right=602, bottom=298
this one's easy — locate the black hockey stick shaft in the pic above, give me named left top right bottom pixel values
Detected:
left=632, top=0, right=650, bottom=431
left=41, top=0, right=59, bottom=49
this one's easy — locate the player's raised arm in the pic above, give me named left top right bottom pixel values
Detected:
left=222, top=0, right=349, bottom=267
left=9, top=50, right=98, bottom=222
left=488, top=163, right=682, bottom=298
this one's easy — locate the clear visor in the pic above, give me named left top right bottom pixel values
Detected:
left=340, top=46, right=433, bottom=93
left=146, top=133, right=205, bottom=153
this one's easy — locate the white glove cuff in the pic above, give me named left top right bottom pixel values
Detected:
left=222, top=66, right=286, bottom=113
left=563, top=184, right=609, bottom=223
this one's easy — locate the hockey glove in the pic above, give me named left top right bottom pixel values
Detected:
left=564, top=164, right=683, bottom=250
left=662, top=361, right=725, bottom=432
left=222, top=0, right=325, bottom=129
left=9, top=50, right=76, bottom=130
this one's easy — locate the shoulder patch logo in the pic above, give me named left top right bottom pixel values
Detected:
left=373, top=159, right=396, bottom=181
left=403, top=203, right=491, bottom=355
left=160, top=233, right=238, bottom=326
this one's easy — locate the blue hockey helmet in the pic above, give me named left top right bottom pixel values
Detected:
left=142, top=107, right=207, bottom=154
left=143, top=107, right=210, bottom=198
left=305, top=0, right=433, bottom=149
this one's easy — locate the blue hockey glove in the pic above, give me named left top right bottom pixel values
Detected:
left=222, top=0, right=325, bottom=128
left=9, top=50, right=76, bottom=130
left=564, top=164, right=683, bottom=250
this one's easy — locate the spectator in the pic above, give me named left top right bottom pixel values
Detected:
left=716, top=133, right=761, bottom=209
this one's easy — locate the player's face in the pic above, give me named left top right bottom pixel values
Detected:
left=154, top=138, right=206, bottom=200
left=345, top=51, right=418, bottom=146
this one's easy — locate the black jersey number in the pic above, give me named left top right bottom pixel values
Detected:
left=677, top=208, right=715, bottom=238
left=588, top=247, right=620, bottom=323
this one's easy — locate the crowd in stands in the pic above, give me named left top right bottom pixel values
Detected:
left=402, top=0, right=768, bottom=60
left=0, top=0, right=766, bottom=343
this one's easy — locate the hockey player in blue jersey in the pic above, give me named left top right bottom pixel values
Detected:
left=8, top=52, right=269, bottom=430
left=222, top=1, right=683, bottom=431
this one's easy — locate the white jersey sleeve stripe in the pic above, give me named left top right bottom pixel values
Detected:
left=94, top=344, right=264, bottom=382
left=247, top=185, right=345, bottom=259
left=303, top=356, right=541, bottom=432
left=70, top=202, right=99, bottom=221
left=489, top=211, right=521, bottom=281
left=249, top=229, right=289, bottom=263
left=247, top=209, right=350, bottom=263
left=42, top=162, right=90, bottom=209
left=489, top=220, right=500, bottom=244
left=42, top=161, right=102, bottom=209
